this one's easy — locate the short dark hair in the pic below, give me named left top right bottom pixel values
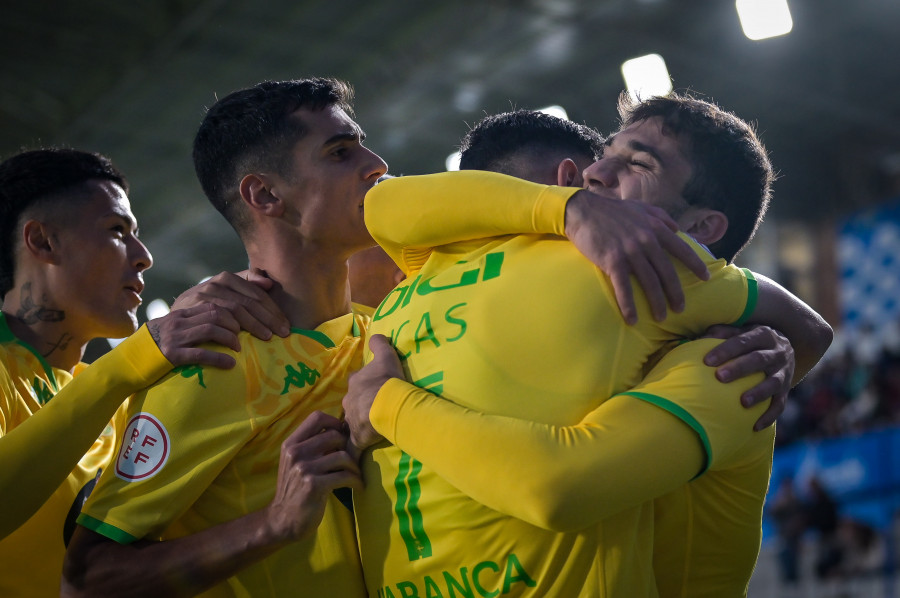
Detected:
left=459, top=110, right=605, bottom=178
left=192, top=78, right=354, bottom=235
left=0, top=148, right=128, bottom=296
left=618, top=92, right=774, bottom=261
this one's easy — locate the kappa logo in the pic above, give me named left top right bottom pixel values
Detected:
left=115, top=413, right=170, bottom=482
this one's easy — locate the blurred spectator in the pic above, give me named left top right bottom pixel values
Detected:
left=777, top=315, right=900, bottom=446
left=835, top=518, right=887, bottom=578
left=807, top=477, right=843, bottom=580
left=770, top=476, right=806, bottom=584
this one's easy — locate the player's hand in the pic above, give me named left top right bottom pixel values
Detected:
left=147, top=304, right=244, bottom=369
left=343, top=334, right=405, bottom=458
left=265, top=411, right=362, bottom=543
left=564, top=190, right=709, bottom=324
left=702, top=324, right=794, bottom=431
left=171, top=270, right=290, bottom=340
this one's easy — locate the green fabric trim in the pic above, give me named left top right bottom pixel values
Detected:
left=618, top=390, right=712, bottom=479
left=733, top=269, right=758, bottom=326
left=0, top=312, right=59, bottom=392
left=290, top=328, right=336, bottom=349
left=351, top=317, right=360, bottom=338
left=0, top=312, right=13, bottom=343
left=76, top=513, right=139, bottom=544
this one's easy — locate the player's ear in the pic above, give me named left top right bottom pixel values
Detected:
left=681, top=208, right=728, bottom=246
left=556, top=159, right=582, bottom=188
left=239, top=173, right=285, bottom=217
left=21, top=220, right=61, bottom=265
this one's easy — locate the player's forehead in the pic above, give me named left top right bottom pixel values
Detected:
left=72, top=179, right=138, bottom=228
left=292, top=104, right=365, bottom=148
left=610, top=117, right=693, bottom=173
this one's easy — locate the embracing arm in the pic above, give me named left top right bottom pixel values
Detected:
left=0, top=326, right=167, bottom=540
left=697, top=273, right=832, bottom=430
left=365, top=171, right=708, bottom=321
left=744, top=273, right=832, bottom=384
left=0, top=305, right=246, bottom=539
left=346, top=337, right=763, bottom=532
left=364, top=171, right=573, bottom=273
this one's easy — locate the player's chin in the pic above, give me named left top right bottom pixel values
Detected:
left=105, top=309, right=141, bottom=339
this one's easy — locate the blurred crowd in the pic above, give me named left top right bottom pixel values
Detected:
left=776, top=321, right=900, bottom=447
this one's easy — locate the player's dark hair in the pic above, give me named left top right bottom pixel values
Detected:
left=192, top=77, right=354, bottom=236
left=618, top=92, right=774, bottom=261
left=0, top=148, right=128, bottom=297
left=459, top=110, right=605, bottom=177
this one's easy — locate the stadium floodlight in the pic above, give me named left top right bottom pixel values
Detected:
left=736, top=0, right=793, bottom=41
left=446, top=151, right=462, bottom=172
left=446, top=104, right=570, bottom=171
left=621, top=54, right=673, bottom=102
left=145, top=298, right=171, bottom=320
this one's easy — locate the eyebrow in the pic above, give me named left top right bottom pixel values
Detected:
left=606, top=135, right=666, bottom=167
left=108, top=209, right=139, bottom=235
left=324, top=129, right=366, bottom=147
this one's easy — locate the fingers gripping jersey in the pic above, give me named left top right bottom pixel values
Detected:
left=78, top=313, right=368, bottom=598
left=355, top=226, right=754, bottom=596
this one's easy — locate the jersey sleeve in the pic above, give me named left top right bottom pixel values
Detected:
left=662, top=245, right=757, bottom=335
left=364, top=171, right=577, bottom=274
left=0, top=325, right=171, bottom=539
left=78, top=353, right=252, bottom=543
left=369, top=339, right=767, bottom=532
left=616, top=338, right=767, bottom=471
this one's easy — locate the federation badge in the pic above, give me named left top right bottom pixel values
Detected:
left=115, top=413, right=170, bottom=481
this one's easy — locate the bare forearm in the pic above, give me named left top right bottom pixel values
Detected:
left=748, top=273, right=833, bottom=384
left=63, top=511, right=287, bottom=598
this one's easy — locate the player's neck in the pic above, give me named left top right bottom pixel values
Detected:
left=247, top=249, right=353, bottom=332
left=0, top=296, right=88, bottom=372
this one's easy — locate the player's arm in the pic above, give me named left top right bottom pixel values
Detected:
left=62, top=410, right=361, bottom=598
left=364, top=171, right=709, bottom=316
left=742, top=273, right=832, bottom=384
left=720, top=273, right=833, bottom=428
left=0, top=305, right=241, bottom=540
left=345, top=336, right=761, bottom=532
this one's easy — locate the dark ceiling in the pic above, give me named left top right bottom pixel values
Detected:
left=3, top=0, right=900, bottom=312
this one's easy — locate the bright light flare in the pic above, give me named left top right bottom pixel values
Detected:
left=621, top=54, right=673, bottom=102
left=736, top=0, right=793, bottom=41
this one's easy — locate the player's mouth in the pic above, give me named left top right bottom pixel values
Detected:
left=124, top=280, right=144, bottom=304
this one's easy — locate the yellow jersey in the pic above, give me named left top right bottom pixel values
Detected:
left=355, top=172, right=756, bottom=597
left=0, top=314, right=169, bottom=597
left=79, top=313, right=369, bottom=598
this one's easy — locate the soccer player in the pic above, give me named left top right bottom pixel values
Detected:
left=62, top=78, right=387, bottom=597
left=343, top=98, right=831, bottom=596
left=0, top=148, right=258, bottom=597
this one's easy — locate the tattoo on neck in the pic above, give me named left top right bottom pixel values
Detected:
left=17, top=282, right=65, bottom=324
left=43, top=332, right=73, bottom=358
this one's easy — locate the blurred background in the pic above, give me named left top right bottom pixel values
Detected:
left=3, top=0, right=899, bottom=595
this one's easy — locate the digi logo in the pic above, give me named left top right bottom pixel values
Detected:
left=115, top=413, right=170, bottom=481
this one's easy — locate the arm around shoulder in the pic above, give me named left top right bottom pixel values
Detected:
left=747, top=272, right=833, bottom=383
